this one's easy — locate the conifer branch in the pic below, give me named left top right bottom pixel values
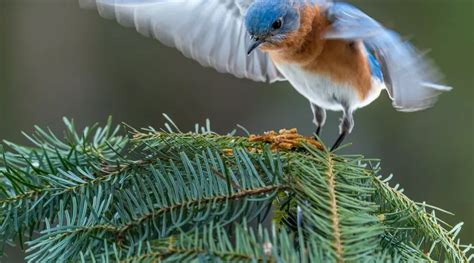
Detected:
left=0, top=117, right=471, bottom=262
left=371, top=173, right=469, bottom=262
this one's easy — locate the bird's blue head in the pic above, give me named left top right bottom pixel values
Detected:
left=245, top=0, right=301, bottom=54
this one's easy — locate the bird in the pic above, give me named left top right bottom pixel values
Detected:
left=79, top=0, right=451, bottom=151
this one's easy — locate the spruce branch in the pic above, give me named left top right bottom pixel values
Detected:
left=0, top=117, right=471, bottom=262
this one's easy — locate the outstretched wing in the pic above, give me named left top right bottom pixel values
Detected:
left=79, top=0, right=284, bottom=83
left=324, top=3, right=451, bottom=112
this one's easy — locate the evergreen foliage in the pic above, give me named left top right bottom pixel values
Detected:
left=0, top=116, right=471, bottom=262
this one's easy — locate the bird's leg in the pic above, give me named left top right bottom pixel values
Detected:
left=331, top=107, right=354, bottom=151
left=331, top=132, right=347, bottom=152
left=310, top=103, right=326, bottom=138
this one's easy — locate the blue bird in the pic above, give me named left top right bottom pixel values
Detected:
left=80, top=0, right=451, bottom=150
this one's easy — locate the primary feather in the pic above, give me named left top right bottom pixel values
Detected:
left=325, top=3, right=451, bottom=111
left=79, top=0, right=284, bottom=83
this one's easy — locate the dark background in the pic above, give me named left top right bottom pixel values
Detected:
left=1, top=0, right=473, bottom=258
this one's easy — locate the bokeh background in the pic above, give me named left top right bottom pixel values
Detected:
left=1, top=0, right=472, bottom=257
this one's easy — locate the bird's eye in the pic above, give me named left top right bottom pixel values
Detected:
left=272, top=19, right=282, bottom=30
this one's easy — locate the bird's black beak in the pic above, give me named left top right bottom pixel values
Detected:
left=247, top=37, right=265, bottom=55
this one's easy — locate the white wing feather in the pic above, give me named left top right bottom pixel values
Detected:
left=325, top=3, right=452, bottom=112
left=80, top=0, right=284, bottom=83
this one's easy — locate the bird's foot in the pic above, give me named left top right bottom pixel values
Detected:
left=314, top=126, right=322, bottom=139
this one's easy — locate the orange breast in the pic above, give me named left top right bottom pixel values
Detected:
left=262, top=5, right=373, bottom=100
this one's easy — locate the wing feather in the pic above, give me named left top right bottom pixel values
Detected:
left=325, top=3, right=451, bottom=111
left=80, top=0, right=285, bottom=83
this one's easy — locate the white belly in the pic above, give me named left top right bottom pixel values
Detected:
left=276, top=63, right=384, bottom=111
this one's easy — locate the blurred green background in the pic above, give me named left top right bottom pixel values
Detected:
left=0, top=0, right=472, bottom=255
